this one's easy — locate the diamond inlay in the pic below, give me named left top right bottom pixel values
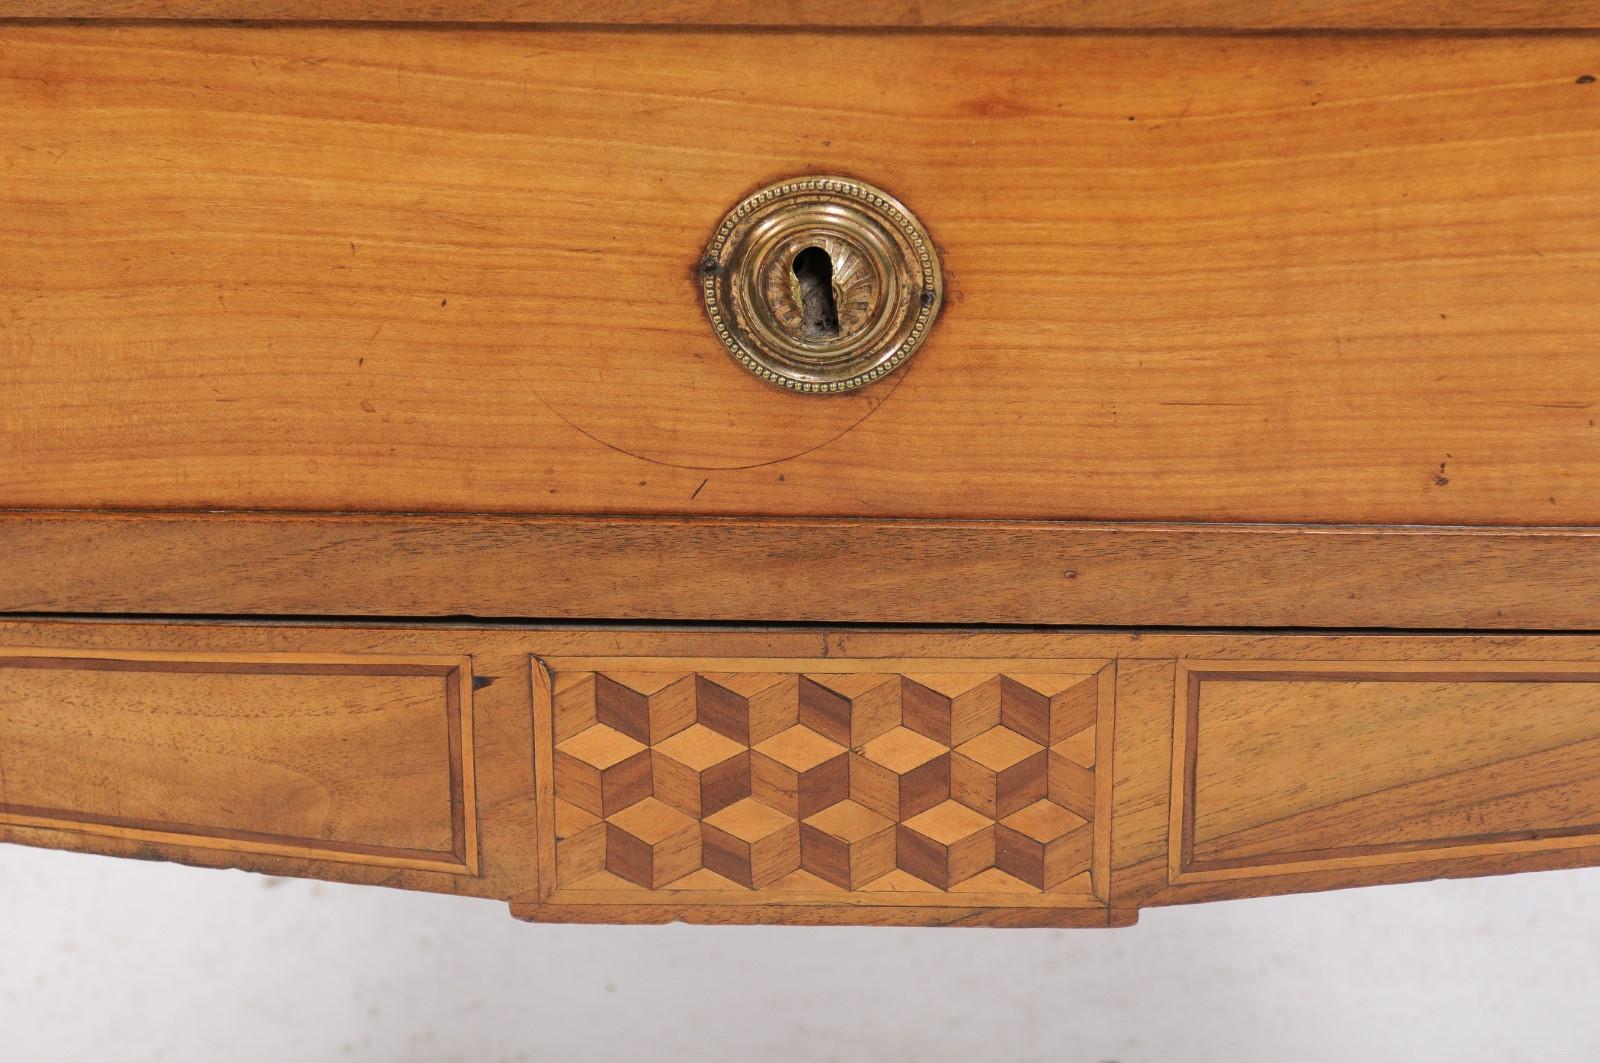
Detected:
left=545, top=665, right=1107, bottom=903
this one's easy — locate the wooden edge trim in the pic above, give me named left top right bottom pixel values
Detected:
left=1124, top=839, right=1600, bottom=910
left=0, top=811, right=476, bottom=874
left=1176, top=829, right=1600, bottom=883
left=529, top=656, right=557, bottom=902
left=3, top=3, right=1599, bottom=30
left=507, top=899, right=1132, bottom=928
left=449, top=654, right=481, bottom=875
left=543, top=888, right=1104, bottom=909
left=1092, top=663, right=1115, bottom=903
left=5, top=511, right=1599, bottom=629
left=1167, top=662, right=1198, bottom=885
left=537, top=656, right=1110, bottom=673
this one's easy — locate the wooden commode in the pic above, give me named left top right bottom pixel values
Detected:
left=3, top=2, right=1600, bottom=927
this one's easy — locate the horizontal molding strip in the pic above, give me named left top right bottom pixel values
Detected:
left=2, top=2, right=1599, bottom=28
left=4, top=511, right=1598, bottom=629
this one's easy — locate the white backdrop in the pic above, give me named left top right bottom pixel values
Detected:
left=1, top=844, right=1596, bottom=1062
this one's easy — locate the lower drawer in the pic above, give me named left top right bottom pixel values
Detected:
left=3, top=621, right=1600, bottom=926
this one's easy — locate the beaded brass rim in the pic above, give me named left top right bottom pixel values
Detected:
left=700, top=176, right=943, bottom=394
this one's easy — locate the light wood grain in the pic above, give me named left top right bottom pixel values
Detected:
left=0, top=647, right=476, bottom=871
left=4, top=27, right=1600, bottom=524
left=2, top=0, right=1598, bottom=28
left=1171, top=660, right=1600, bottom=880
left=1115, top=653, right=1600, bottom=909
left=0, top=621, right=538, bottom=900
left=8, top=511, right=1600, bottom=629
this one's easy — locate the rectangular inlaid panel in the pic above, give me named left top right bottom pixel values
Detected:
left=0, top=647, right=478, bottom=874
left=534, top=657, right=1114, bottom=913
left=1169, top=661, right=1600, bottom=884
left=4, top=28, right=1600, bottom=526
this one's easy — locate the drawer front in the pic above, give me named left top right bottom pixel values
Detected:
left=0, top=646, right=478, bottom=874
left=4, top=27, right=1599, bottom=525
left=7, top=621, right=1600, bottom=925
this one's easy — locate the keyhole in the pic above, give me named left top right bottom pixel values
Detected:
left=792, top=246, right=840, bottom=339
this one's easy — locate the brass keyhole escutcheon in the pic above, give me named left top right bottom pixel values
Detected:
left=700, top=176, right=944, bottom=394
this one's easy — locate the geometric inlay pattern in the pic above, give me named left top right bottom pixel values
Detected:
left=551, top=669, right=1102, bottom=899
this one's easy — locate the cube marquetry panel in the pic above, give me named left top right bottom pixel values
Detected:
left=543, top=662, right=1110, bottom=909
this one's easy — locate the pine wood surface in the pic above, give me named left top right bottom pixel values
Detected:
left=2, top=1, right=1597, bottom=28
left=6, top=619, right=1600, bottom=925
left=4, top=27, right=1600, bottom=524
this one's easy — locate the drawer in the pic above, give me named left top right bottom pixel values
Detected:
left=7, top=620, right=1600, bottom=926
left=526, top=630, right=1600, bottom=923
left=3, top=27, right=1599, bottom=526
